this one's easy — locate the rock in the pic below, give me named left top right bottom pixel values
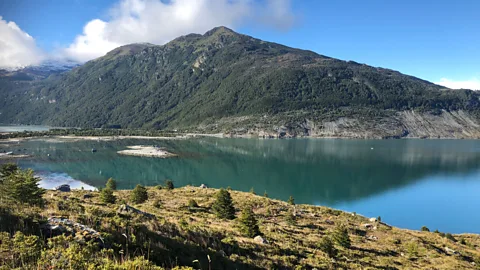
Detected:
left=254, top=235, right=268, bottom=244
left=55, top=184, right=71, bottom=192
left=363, top=223, right=373, bottom=229
left=366, top=235, right=378, bottom=241
left=369, top=217, right=378, bottom=222
left=325, top=219, right=334, bottom=225
left=444, top=246, right=459, bottom=255
left=200, top=184, right=207, bottom=188
left=83, top=193, right=93, bottom=199
left=117, top=204, right=155, bottom=219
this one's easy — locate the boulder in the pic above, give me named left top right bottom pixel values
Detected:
left=200, top=184, right=208, bottom=189
left=362, top=223, right=373, bottom=229
left=83, top=193, right=93, bottom=199
left=55, top=184, right=71, bottom=192
left=253, top=235, right=268, bottom=244
left=369, top=217, right=378, bottom=222
left=117, top=204, right=155, bottom=219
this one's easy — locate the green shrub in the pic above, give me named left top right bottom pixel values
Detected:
left=263, top=191, right=268, bottom=198
left=421, top=226, right=430, bottom=232
left=105, top=178, right=117, bottom=190
left=249, top=187, right=255, bottom=195
left=285, top=210, right=297, bottom=226
left=445, top=233, right=456, bottom=242
left=130, top=184, right=148, bottom=204
left=212, top=188, right=235, bottom=220
left=332, top=224, right=351, bottom=249
left=318, top=236, right=337, bottom=258
left=153, top=199, right=161, bottom=208
left=100, top=188, right=116, bottom=204
left=164, top=179, right=174, bottom=190
left=238, top=206, right=260, bottom=237
left=287, top=196, right=295, bottom=205
left=188, top=199, right=198, bottom=208
left=406, top=241, right=419, bottom=258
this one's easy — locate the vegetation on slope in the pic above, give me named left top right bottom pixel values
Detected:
left=0, top=27, right=478, bottom=135
left=1, top=163, right=480, bottom=269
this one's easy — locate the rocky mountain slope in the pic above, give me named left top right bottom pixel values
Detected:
left=0, top=27, right=479, bottom=138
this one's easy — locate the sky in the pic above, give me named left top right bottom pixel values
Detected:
left=0, top=0, right=479, bottom=89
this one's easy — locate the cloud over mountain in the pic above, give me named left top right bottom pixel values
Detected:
left=436, top=78, right=480, bottom=90
left=0, top=16, right=44, bottom=69
left=62, top=0, right=295, bottom=62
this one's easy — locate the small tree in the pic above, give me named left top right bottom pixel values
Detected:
left=285, top=210, right=297, bottom=226
left=332, top=224, right=351, bottom=248
left=212, top=188, right=235, bottom=220
left=105, top=178, right=117, bottom=190
left=130, top=184, right=148, bottom=204
left=287, top=196, right=295, bottom=205
left=263, top=191, right=268, bottom=198
left=100, top=188, right=116, bottom=204
left=421, top=226, right=430, bottom=232
left=2, top=168, right=44, bottom=206
left=249, top=187, right=255, bottom=195
left=318, top=236, right=337, bottom=258
left=238, top=206, right=260, bottom=237
left=0, top=163, right=19, bottom=180
left=164, top=179, right=174, bottom=190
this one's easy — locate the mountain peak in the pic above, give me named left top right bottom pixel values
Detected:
left=204, top=26, right=236, bottom=36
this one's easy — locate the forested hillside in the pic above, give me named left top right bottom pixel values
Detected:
left=1, top=27, right=479, bottom=138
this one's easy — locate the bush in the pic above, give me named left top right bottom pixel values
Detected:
left=332, top=224, right=351, bottom=248
left=212, top=188, right=235, bottom=220
left=249, top=187, right=255, bottom=195
left=421, top=226, right=430, bottom=232
left=100, top=188, right=116, bottom=204
left=106, top=178, right=117, bottom=190
left=188, top=199, right=198, bottom=208
left=287, top=196, right=295, bottom=205
left=130, top=184, right=148, bottom=204
left=164, top=179, right=174, bottom=190
left=1, top=167, right=45, bottom=206
left=153, top=199, right=161, bottom=208
left=263, top=191, right=268, bottom=198
left=285, top=210, right=296, bottom=226
left=238, top=206, right=260, bottom=237
left=445, top=233, right=456, bottom=242
left=318, top=236, right=337, bottom=258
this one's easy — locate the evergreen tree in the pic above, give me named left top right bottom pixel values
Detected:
left=285, top=210, right=297, bottom=226
left=212, top=188, right=235, bottom=220
left=332, top=224, right=351, bottom=248
left=318, top=236, right=337, bottom=258
left=2, top=168, right=44, bottom=206
left=100, top=188, right=116, bottom=204
left=238, top=206, right=260, bottom=237
left=164, top=179, right=174, bottom=190
left=130, top=184, right=148, bottom=204
left=0, top=163, right=19, bottom=180
left=287, top=196, right=295, bottom=205
left=105, top=178, right=117, bottom=190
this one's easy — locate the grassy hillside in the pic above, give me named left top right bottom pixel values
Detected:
left=0, top=27, right=478, bottom=138
left=1, top=165, right=479, bottom=269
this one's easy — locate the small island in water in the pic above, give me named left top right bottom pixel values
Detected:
left=117, top=145, right=177, bottom=158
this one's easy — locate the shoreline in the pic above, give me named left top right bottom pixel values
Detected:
left=1, top=134, right=478, bottom=143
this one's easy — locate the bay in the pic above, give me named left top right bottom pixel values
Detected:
left=3, top=137, right=480, bottom=233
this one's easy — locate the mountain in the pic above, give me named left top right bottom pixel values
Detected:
left=0, top=60, right=79, bottom=81
left=1, top=26, right=479, bottom=138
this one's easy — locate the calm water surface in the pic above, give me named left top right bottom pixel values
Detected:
left=0, top=125, right=51, bottom=132
left=3, top=137, right=480, bottom=233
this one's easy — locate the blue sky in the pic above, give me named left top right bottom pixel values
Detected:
left=0, top=0, right=479, bottom=89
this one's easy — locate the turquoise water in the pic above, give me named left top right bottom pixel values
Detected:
left=0, top=125, right=51, bottom=132
left=3, top=137, right=480, bottom=233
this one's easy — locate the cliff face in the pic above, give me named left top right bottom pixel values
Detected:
left=217, top=110, right=480, bottom=139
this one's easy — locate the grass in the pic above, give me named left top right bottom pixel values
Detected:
left=2, top=186, right=480, bottom=269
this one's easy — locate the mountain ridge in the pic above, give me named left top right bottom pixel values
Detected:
left=0, top=26, right=479, bottom=138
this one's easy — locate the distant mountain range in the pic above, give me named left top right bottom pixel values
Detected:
left=1, top=26, right=479, bottom=138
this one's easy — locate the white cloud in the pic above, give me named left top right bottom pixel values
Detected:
left=0, top=16, right=44, bottom=69
left=435, top=78, right=480, bottom=90
left=62, top=0, right=295, bottom=62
